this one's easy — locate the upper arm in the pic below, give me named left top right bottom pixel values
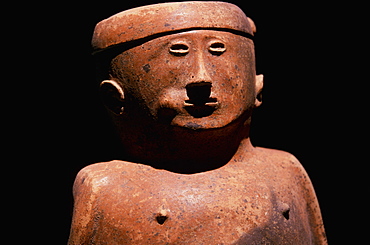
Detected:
left=257, top=148, right=327, bottom=244
left=284, top=153, right=328, bottom=244
left=68, top=164, right=107, bottom=245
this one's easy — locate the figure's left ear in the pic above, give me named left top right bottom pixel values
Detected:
left=254, top=74, right=264, bottom=108
left=247, top=17, right=257, bottom=34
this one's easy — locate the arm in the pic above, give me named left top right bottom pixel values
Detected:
left=288, top=154, right=328, bottom=244
left=68, top=165, right=102, bottom=245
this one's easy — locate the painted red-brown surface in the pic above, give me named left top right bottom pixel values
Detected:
left=69, top=2, right=327, bottom=244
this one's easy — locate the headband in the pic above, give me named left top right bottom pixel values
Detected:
left=92, top=1, right=255, bottom=53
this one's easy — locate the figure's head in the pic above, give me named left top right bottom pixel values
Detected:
left=93, top=1, right=263, bottom=130
left=92, top=2, right=263, bottom=168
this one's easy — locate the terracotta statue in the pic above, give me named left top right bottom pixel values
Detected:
left=69, top=2, right=327, bottom=244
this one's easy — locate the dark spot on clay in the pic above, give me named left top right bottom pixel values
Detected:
left=185, top=122, right=203, bottom=129
left=156, top=214, right=168, bottom=225
left=143, top=64, right=151, bottom=73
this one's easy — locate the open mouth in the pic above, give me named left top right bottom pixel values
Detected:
left=184, top=103, right=218, bottom=118
left=183, top=82, right=219, bottom=118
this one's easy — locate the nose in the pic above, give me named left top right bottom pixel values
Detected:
left=184, top=51, right=217, bottom=106
left=190, top=50, right=212, bottom=84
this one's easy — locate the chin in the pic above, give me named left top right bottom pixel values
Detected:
left=170, top=113, right=241, bottom=130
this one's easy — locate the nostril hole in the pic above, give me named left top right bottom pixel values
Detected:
left=186, top=82, right=212, bottom=105
left=169, top=43, right=189, bottom=56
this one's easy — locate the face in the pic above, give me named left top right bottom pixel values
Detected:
left=110, top=30, right=257, bottom=130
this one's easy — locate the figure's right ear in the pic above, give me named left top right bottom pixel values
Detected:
left=99, top=80, right=125, bottom=115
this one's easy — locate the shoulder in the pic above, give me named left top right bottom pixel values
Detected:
left=253, top=147, right=301, bottom=167
left=252, top=147, right=327, bottom=244
left=73, top=160, right=148, bottom=196
left=252, top=147, right=310, bottom=183
left=75, top=160, right=128, bottom=180
left=254, top=147, right=298, bottom=161
left=252, top=147, right=318, bottom=200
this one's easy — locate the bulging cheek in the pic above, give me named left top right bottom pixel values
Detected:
left=215, top=78, right=255, bottom=115
left=213, top=68, right=254, bottom=98
left=135, top=70, right=185, bottom=116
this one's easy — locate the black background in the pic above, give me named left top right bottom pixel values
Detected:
left=17, top=1, right=356, bottom=244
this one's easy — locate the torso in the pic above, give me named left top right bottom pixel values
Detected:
left=69, top=147, right=324, bottom=244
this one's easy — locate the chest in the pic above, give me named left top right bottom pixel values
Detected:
left=102, top=171, right=270, bottom=217
left=90, top=171, right=311, bottom=244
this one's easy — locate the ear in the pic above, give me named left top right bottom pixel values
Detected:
left=247, top=17, right=257, bottom=34
left=254, top=74, right=264, bottom=108
left=100, top=80, right=125, bottom=115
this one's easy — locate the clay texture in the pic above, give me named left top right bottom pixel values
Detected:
left=69, top=2, right=327, bottom=244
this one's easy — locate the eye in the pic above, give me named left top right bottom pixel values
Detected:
left=169, top=43, right=189, bottom=56
left=209, top=42, right=226, bottom=56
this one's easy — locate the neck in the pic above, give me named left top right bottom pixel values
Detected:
left=114, top=114, right=254, bottom=174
